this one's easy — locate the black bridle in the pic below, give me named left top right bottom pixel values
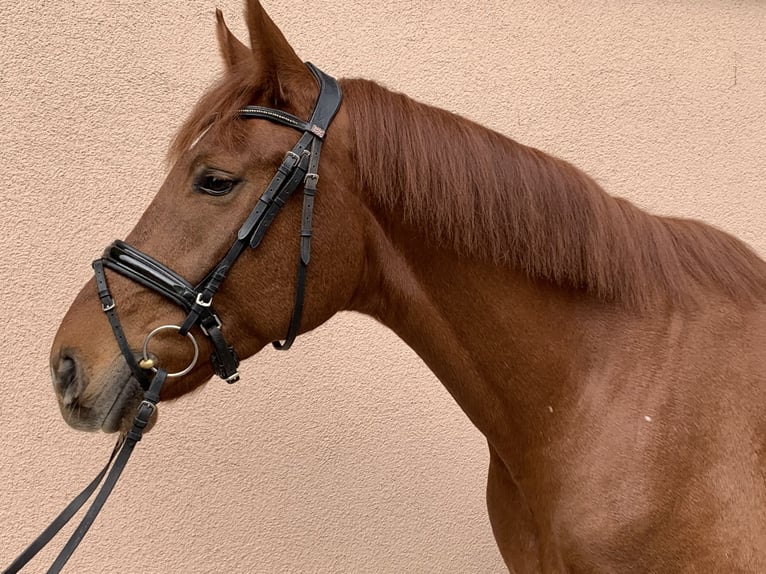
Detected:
left=4, top=63, right=342, bottom=574
left=98, top=61, right=342, bottom=387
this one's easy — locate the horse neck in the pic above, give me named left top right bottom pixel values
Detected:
left=349, top=210, right=614, bottom=453
left=340, top=79, right=623, bottom=447
left=340, top=78, right=766, bottom=454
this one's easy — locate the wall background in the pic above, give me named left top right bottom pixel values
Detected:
left=0, top=1, right=763, bottom=572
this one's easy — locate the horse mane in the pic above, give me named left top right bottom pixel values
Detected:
left=169, top=70, right=765, bottom=309
left=342, top=78, right=766, bottom=308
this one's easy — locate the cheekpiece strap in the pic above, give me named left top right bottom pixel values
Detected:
left=92, top=259, right=150, bottom=389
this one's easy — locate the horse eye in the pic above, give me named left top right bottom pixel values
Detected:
left=195, top=173, right=237, bottom=196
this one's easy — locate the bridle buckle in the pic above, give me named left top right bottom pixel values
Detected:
left=136, top=399, right=156, bottom=420
left=199, top=313, right=223, bottom=336
left=195, top=293, right=212, bottom=307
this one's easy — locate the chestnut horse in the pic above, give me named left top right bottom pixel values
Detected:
left=49, top=1, right=766, bottom=571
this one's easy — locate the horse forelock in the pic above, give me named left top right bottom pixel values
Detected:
left=167, top=71, right=261, bottom=167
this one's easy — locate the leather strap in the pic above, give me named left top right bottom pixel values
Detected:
left=3, top=370, right=167, bottom=574
left=1, top=441, right=121, bottom=574
left=304, top=62, right=343, bottom=133
left=249, top=150, right=311, bottom=249
left=238, top=107, right=312, bottom=132
left=273, top=140, right=322, bottom=350
left=93, top=260, right=149, bottom=389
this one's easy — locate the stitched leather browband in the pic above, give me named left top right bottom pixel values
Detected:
left=3, top=62, right=342, bottom=574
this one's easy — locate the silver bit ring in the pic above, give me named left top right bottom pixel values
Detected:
left=141, top=325, right=199, bottom=379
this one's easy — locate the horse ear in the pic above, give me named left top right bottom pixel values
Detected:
left=215, top=9, right=251, bottom=73
left=245, top=0, right=311, bottom=102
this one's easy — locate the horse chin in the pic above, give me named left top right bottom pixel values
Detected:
left=100, top=375, right=153, bottom=434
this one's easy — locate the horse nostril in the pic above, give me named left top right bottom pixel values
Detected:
left=54, top=354, right=82, bottom=403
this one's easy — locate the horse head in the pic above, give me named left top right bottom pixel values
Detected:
left=49, top=0, right=367, bottom=433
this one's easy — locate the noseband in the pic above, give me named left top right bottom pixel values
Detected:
left=3, top=63, right=342, bottom=574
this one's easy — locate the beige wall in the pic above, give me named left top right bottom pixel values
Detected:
left=1, top=1, right=763, bottom=572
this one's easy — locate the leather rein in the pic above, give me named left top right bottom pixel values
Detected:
left=3, top=63, right=342, bottom=574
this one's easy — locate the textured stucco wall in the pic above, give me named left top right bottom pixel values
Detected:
left=1, top=1, right=764, bottom=572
